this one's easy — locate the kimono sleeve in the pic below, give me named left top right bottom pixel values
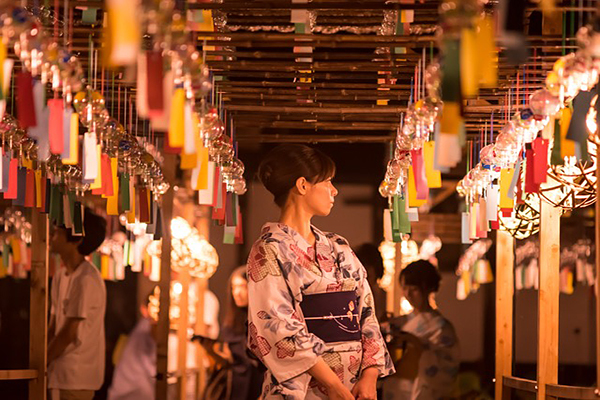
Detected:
left=352, top=250, right=395, bottom=378
left=246, top=240, right=326, bottom=383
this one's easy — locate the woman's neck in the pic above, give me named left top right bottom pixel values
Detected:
left=279, top=202, right=314, bottom=245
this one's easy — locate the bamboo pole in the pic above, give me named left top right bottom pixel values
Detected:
left=156, top=154, right=177, bottom=400
left=495, top=231, right=514, bottom=400
left=28, top=210, right=49, bottom=400
left=537, top=200, right=560, bottom=400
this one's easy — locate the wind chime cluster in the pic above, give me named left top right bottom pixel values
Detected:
left=0, top=5, right=168, bottom=239
left=457, top=20, right=600, bottom=241
left=106, top=0, right=247, bottom=239
left=0, top=207, right=32, bottom=279
left=378, top=1, right=496, bottom=242
left=107, top=0, right=247, bottom=198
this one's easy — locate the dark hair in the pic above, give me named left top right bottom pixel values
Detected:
left=355, top=243, right=384, bottom=280
left=258, top=144, right=336, bottom=207
left=223, top=266, right=248, bottom=335
left=62, top=208, right=107, bottom=256
left=400, top=260, right=441, bottom=293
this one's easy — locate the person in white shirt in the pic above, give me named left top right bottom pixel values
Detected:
left=48, top=208, right=107, bottom=400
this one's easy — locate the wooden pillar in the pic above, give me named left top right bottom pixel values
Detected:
left=195, top=278, right=207, bottom=398
left=177, top=269, right=190, bottom=400
left=392, top=241, right=403, bottom=316
left=29, top=210, right=48, bottom=400
left=537, top=200, right=560, bottom=400
left=596, top=144, right=600, bottom=390
left=495, top=230, right=514, bottom=400
left=156, top=154, right=176, bottom=400
left=194, top=208, right=209, bottom=398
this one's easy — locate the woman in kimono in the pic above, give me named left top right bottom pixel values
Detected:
left=247, top=144, right=395, bottom=400
left=382, top=260, right=460, bottom=400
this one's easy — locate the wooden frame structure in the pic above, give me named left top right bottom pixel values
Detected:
left=495, top=145, right=600, bottom=399
left=0, top=209, right=49, bottom=399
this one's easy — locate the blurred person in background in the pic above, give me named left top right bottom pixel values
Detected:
left=382, top=260, right=460, bottom=400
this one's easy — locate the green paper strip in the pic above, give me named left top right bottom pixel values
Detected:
left=2, top=243, right=9, bottom=269
left=440, top=39, right=462, bottom=103
left=120, top=174, right=130, bottom=212
left=397, top=196, right=411, bottom=234
left=82, top=8, right=98, bottom=25
left=49, top=185, right=62, bottom=223
left=551, top=118, right=563, bottom=165
left=73, top=201, right=83, bottom=235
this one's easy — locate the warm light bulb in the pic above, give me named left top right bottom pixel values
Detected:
left=171, top=217, right=192, bottom=240
left=173, top=282, right=183, bottom=295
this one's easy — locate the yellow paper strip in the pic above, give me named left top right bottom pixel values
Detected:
left=168, top=89, right=186, bottom=148
left=196, top=146, right=210, bottom=190
left=126, top=185, right=136, bottom=223
left=180, top=152, right=197, bottom=170
left=560, top=107, right=575, bottom=158
left=11, top=237, right=21, bottom=264
left=35, top=170, right=42, bottom=208
left=423, top=141, right=442, bottom=188
left=22, top=158, right=32, bottom=170
left=62, top=113, right=80, bottom=165
left=499, top=168, right=515, bottom=209
left=408, top=166, right=427, bottom=207
left=477, top=16, right=498, bottom=88
left=460, top=27, right=479, bottom=98
left=106, top=158, right=119, bottom=215
left=101, top=254, right=109, bottom=279
left=440, top=102, right=462, bottom=135
left=470, top=204, right=478, bottom=238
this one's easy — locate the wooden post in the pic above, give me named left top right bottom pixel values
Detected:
left=194, top=208, right=210, bottom=398
left=156, top=154, right=176, bottom=400
left=29, top=210, right=48, bottom=400
left=495, top=230, right=514, bottom=400
left=177, top=269, right=190, bottom=400
left=537, top=200, right=560, bottom=400
left=195, top=278, right=207, bottom=398
left=392, top=241, right=403, bottom=316
left=596, top=144, right=600, bottom=391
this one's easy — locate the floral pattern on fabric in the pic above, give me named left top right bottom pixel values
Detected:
left=247, top=223, right=395, bottom=399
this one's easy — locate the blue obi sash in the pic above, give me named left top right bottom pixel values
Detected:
left=300, top=290, right=361, bottom=343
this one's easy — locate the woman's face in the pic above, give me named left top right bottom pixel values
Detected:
left=304, top=177, right=338, bottom=216
left=400, top=277, right=428, bottom=311
left=231, top=276, right=248, bottom=308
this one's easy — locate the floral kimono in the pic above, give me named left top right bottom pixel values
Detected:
left=383, top=310, right=460, bottom=400
left=247, top=222, right=395, bottom=399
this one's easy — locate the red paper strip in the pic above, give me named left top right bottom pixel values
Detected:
left=234, top=210, right=244, bottom=244
left=146, top=51, right=164, bottom=115
left=532, top=137, right=549, bottom=185
left=410, top=149, right=428, bottom=200
left=212, top=183, right=227, bottom=222
left=16, top=72, right=36, bottom=128
left=501, top=208, right=513, bottom=217
left=101, top=154, right=113, bottom=197
left=138, top=187, right=149, bottom=223
left=490, top=219, right=500, bottom=230
left=4, top=159, right=18, bottom=199
left=515, top=173, right=525, bottom=204
left=524, top=147, right=539, bottom=193
left=48, top=99, right=64, bottom=154
left=24, top=170, right=35, bottom=207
